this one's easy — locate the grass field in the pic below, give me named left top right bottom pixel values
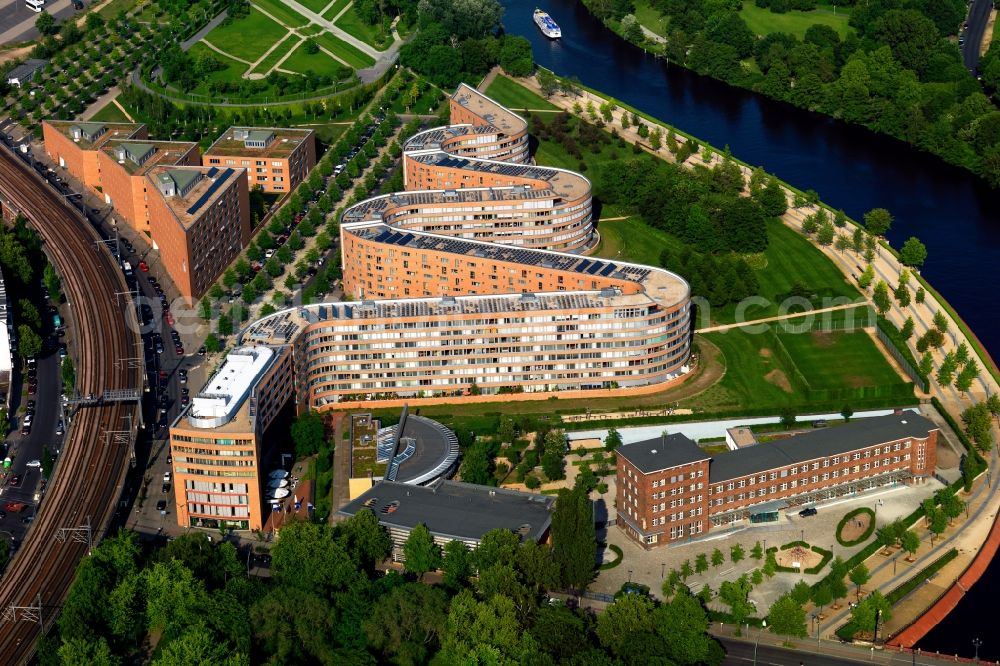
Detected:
left=186, top=42, right=248, bottom=88
left=777, top=329, right=902, bottom=390
left=281, top=41, right=346, bottom=76
left=322, top=0, right=353, bottom=20
left=485, top=76, right=559, bottom=111
left=97, top=0, right=137, bottom=18
left=739, top=0, right=852, bottom=39
left=250, top=35, right=301, bottom=76
left=698, top=325, right=909, bottom=411
left=89, top=98, right=131, bottom=122
left=297, top=0, right=331, bottom=13
left=388, top=84, right=447, bottom=115
left=595, top=217, right=686, bottom=268
left=314, top=31, right=376, bottom=68
left=633, top=0, right=668, bottom=38
left=335, top=6, right=392, bottom=49
left=252, top=0, right=311, bottom=27
left=204, top=8, right=289, bottom=62
left=307, top=122, right=349, bottom=145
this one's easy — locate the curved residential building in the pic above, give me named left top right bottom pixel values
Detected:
left=240, top=84, right=693, bottom=409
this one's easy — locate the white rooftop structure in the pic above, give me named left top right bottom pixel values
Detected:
left=187, top=346, right=274, bottom=428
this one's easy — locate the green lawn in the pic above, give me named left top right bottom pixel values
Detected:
left=251, top=0, right=311, bottom=27
left=698, top=325, right=911, bottom=412
left=388, top=82, right=447, bottom=114
left=335, top=5, right=392, bottom=49
left=484, top=76, right=559, bottom=111
left=97, top=0, right=137, bottom=18
left=250, top=35, right=301, bottom=76
left=314, top=31, right=376, bottom=68
left=281, top=41, right=351, bottom=76
left=739, top=0, right=852, bottom=39
left=633, top=0, right=668, bottom=38
left=203, top=8, right=289, bottom=62
left=296, top=0, right=331, bottom=13
left=307, top=122, right=349, bottom=145
left=89, top=98, right=131, bottom=122
left=595, top=217, right=686, bottom=268
left=187, top=42, right=248, bottom=89
left=322, top=0, right=353, bottom=21
left=776, top=329, right=902, bottom=390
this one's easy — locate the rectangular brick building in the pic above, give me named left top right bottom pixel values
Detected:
left=616, top=412, right=939, bottom=548
left=42, top=120, right=146, bottom=189
left=203, top=127, right=316, bottom=194
left=97, top=140, right=200, bottom=234
left=145, top=165, right=251, bottom=302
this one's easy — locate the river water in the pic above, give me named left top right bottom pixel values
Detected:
left=502, top=0, right=1000, bottom=658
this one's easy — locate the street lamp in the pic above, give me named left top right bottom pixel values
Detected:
left=661, top=562, right=665, bottom=579
left=973, top=638, right=982, bottom=663
left=753, top=620, right=767, bottom=665
left=627, top=569, right=633, bottom=583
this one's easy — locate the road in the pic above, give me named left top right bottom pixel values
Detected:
left=0, top=0, right=77, bottom=46
left=963, top=0, right=992, bottom=73
left=719, top=636, right=994, bottom=666
left=0, top=142, right=139, bottom=663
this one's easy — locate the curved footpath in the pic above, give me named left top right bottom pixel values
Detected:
left=503, top=70, right=1000, bottom=645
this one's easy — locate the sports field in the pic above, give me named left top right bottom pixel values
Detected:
left=776, top=329, right=902, bottom=390
left=739, top=1, right=852, bottom=39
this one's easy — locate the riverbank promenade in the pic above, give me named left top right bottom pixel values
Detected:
left=494, top=69, right=1000, bottom=648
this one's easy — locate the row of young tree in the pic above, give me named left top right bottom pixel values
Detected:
left=40, top=482, right=704, bottom=666
left=399, top=0, right=534, bottom=86
left=0, top=217, right=62, bottom=362
left=585, top=0, right=1000, bottom=186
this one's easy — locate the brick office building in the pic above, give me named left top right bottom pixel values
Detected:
left=145, top=165, right=251, bottom=302
left=616, top=412, right=939, bottom=548
left=203, top=127, right=316, bottom=194
left=42, top=120, right=146, bottom=188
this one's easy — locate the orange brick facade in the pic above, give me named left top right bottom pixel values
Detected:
left=42, top=121, right=146, bottom=189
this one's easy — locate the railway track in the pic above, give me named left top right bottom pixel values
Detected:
left=0, top=148, right=139, bottom=663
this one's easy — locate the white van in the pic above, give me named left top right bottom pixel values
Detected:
left=26, top=0, right=44, bottom=12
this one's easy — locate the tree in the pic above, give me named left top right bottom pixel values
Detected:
left=816, top=220, right=835, bottom=246
left=695, top=553, right=709, bottom=574
left=36, top=10, right=56, bottom=35
left=901, top=316, right=915, bottom=340
left=730, top=543, right=745, bottom=564
left=919, top=351, right=934, bottom=377
left=757, top=178, right=787, bottom=217
left=596, top=593, right=655, bottom=657
left=403, top=524, right=441, bottom=580
left=718, top=575, right=754, bottom=625
left=956, top=362, right=979, bottom=395
left=833, top=209, right=848, bottom=227
left=962, top=402, right=994, bottom=453
left=916, top=287, right=926, bottom=304
left=894, top=283, right=910, bottom=307
left=872, top=280, right=891, bottom=315
left=790, top=580, right=812, bottom=605
left=811, top=583, right=832, bottom=617
left=901, top=530, right=920, bottom=561
left=863, top=208, right=893, bottom=237
left=829, top=574, right=848, bottom=610
left=858, top=264, right=875, bottom=289
left=899, top=237, right=927, bottom=267
left=441, top=539, right=472, bottom=589
left=779, top=408, right=796, bottom=428
left=841, top=404, right=854, bottom=422
left=768, top=594, right=807, bottom=638
left=530, top=603, right=588, bottom=662
left=17, top=325, right=41, bottom=359
left=551, top=486, right=596, bottom=590
left=936, top=487, right=965, bottom=523
left=679, top=559, right=693, bottom=580
left=290, top=411, right=325, bottom=457
left=364, top=583, right=449, bottom=663
left=711, top=547, right=724, bottom=568
left=439, top=590, right=538, bottom=664
left=751, top=541, right=763, bottom=560
left=849, top=564, right=869, bottom=598
left=933, top=310, right=949, bottom=334
left=604, top=426, right=622, bottom=451
left=987, top=393, right=1000, bottom=425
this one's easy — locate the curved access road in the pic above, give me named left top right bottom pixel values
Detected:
left=0, top=148, right=139, bottom=664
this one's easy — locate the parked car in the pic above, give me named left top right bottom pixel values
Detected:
left=799, top=507, right=818, bottom=518
left=139, top=261, right=149, bottom=272
left=3, top=502, right=26, bottom=513
left=25, top=460, right=40, bottom=468
left=163, top=471, right=171, bottom=483
left=55, top=420, right=65, bottom=436
left=162, top=482, right=170, bottom=493
left=9, top=475, right=22, bottom=487
left=156, top=499, right=167, bottom=512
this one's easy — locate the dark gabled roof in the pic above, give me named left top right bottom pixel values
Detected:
left=709, top=412, right=938, bottom=483
left=338, top=480, right=555, bottom=543
left=616, top=433, right=709, bottom=474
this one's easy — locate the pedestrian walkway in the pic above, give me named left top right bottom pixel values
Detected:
left=695, top=302, right=866, bottom=333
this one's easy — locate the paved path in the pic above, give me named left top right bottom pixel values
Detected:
left=695, top=302, right=867, bottom=334
left=640, top=25, right=666, bottom=44
left=180, top=9, right=228, bottom=50
left=79, top=85, right=123, bottom=120
left=278, top=0, right=379, bottom=58
left=201, top=38, right=253, bottom=65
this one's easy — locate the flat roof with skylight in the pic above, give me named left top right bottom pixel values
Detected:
left=186, top=346, right=275, bottom=430
left=44, top=120, right=144, bottom=151
left=146, top=165, right=244, bottom=228
left=101, top=139, right=197, bottom=176
left=204, top=126, right=314, bottom=159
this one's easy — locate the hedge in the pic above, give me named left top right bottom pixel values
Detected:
left=767, top=543, right=833, bottom=575
left=836, top=507, right=877, bottom=547
left=876, top=316, right=929, bottom=388
left=599, top=543, right=624, bottom=570
left=885, top=548, right=959, bottom=605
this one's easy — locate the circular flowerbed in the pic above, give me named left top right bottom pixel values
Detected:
left=836, top=507, right=876, bottom=546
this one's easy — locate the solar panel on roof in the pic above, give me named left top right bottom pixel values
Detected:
left=599, top=263, right=617, bottom=276
left=205, top=167, right=218, bottom=178
left=586, top=263, right=603, bottom=275
left=185, top=168, right=234, bottom=216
